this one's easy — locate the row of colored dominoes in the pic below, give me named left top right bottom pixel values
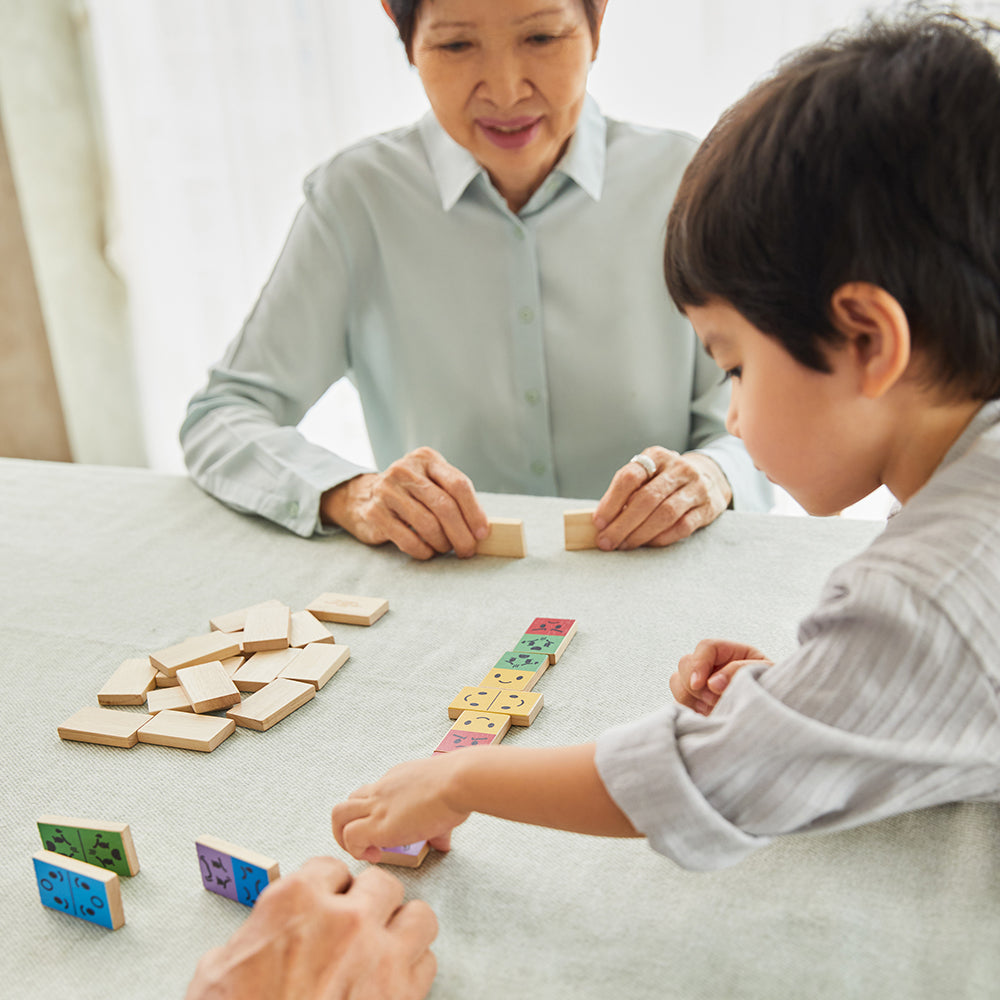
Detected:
left=32, top=814, right=280, bottom=930
left=56, top=592, right=388, bottom=753
left=377, top=617, right=578, bottom=868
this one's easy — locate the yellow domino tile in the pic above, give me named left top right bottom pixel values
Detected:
left=447, top=687, right=543, bottom=726
left=477, top=667, right=539, bottom=691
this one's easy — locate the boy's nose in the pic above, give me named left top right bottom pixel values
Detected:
left=725, top=397, right=740, bottom=438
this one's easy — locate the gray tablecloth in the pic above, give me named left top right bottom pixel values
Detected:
left=2, top=458, right=997, bottom=999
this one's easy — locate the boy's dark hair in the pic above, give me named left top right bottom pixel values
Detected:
left=386, top=1, right=603, bottom=59
left=664, top=8, right=1000, bottom=400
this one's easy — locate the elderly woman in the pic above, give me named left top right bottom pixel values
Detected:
left=181, top=0, right=770, bottom=560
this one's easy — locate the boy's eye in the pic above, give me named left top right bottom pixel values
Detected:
left=721, top=366, right=742, bottom=383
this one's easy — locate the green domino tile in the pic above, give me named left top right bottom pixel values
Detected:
left=514, top=634, right=560, bottom=655
left=37, top=819, right=138, bottom=877
left=492, top=651, right=549, bottom=672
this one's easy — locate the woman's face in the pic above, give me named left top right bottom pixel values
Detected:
left=410, top=0, right=599, bottom=212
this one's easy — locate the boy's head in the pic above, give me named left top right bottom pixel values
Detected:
left=665, top=10, right=1000, bottom=404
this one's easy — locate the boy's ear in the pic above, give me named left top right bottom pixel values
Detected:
left=829, top=283, right=911, bottom=399
left=380, top=1, right=396, bottom=25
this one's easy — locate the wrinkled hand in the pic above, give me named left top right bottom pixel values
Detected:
left=332, top=756, right=470, bottom=864
left=321, top=446, right=489, bottom=560
left=185, top=857, right=437, bottom=1000
left=670, top=638, right=772, bottom=715
left=593, top=448, right=731, bottom=550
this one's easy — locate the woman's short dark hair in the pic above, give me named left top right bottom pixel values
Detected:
left=664, top=9, right=1000, bottom=400
left=386, top=1, right=603, bottom=59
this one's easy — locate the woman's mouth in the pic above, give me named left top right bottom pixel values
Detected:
left=477, top=116, right=542, bottom=150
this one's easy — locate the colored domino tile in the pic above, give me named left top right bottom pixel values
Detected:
left=57, top=706, right=153, bottom=748
left=479, top=651, right=550, bottom=692
left=33, top=850, right=125, bottom=929
left=564, top=509, right=599, bottom=550
left=378, top=841, right=430, bottom=868
left=232, top=648, right=301, bottom=692
left=209, top=598, right=285, bottom=633
left=226, top=678, right=315, bottom=731
left=138, top=711, right=236, bottom=752
left=433, top=710, right=511, bottom=753
left=306, top=593, right=389, bottom=626
left=149, top=632, right=241, bottom=677
left=241, top=603, right=291, bottom=652
left=288, top=610, right=336, bottom=648
left=177, top=661, right=242, bottom=713
left=475, top=517, right=526, bottom=558
left=447, top=687, right=543, bottom=726
left=514, top=619, right=577, bottom=664
left=195, top=834, right=280, bottom=907
left=97, top=657, right=157, bottom=706
left=37, top=815, right=140, bottom=877
left=279, top=642, right=350, bottom=690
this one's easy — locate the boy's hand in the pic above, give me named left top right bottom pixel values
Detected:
left=670, top=639, right=772, bottom=715
left=332, top=755, right=471, bottom=863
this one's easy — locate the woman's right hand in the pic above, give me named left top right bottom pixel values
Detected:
left=321, top=447, right=489, bottom=560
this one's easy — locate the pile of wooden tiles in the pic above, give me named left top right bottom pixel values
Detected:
left=56, top=593, right=388, bottom=753
left=379, top=616, right=577, bottom=868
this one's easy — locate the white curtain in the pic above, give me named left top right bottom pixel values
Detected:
left=84, top=0, right=1000, bottom=502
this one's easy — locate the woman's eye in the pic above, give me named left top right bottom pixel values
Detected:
left=439, top=40, right=471, bottom=53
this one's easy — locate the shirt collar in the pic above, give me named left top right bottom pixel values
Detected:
left=419, top=93, right=607, bottom=213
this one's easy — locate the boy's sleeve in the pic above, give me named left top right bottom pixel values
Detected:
left=596, top=567, right=999, bottom=870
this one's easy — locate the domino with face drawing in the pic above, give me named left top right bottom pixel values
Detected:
left=447, top=686, right=543, bottom=726
left=514, top=618, right=577, bottom=664
left=433, top=710, right=512, bottom=753
left=479, top=650, right=549, bottom=691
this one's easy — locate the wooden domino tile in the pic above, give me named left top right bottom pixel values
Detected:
left=514, top=617, right=578, bottom=664
left=97, top=657, right=157, bottom=706
left=479, top=651, right=550, bottom=691
left=33, top=850, right=125, bottom=929
left=154, top=669, right=180, bottom=688
left=306, top=592, right=389, bottom=626
left=195, top=834, right=280, bottom=907
left=378, top=842, right=430, bottom=868
left=288, top=610, right=336, bottom=648
left=232, top=648, right=301, bottom=692
left=241, top=603, right=291, bottom=652
left=138, top=711, right=236, bottom=752
left=209, top=598, right=285, bottom=634
left=37, top=815, right=140, bottom=877
left=226, top=678, right=315, bottom=731
left=433, top=710, right=511, bottom=753
left=279, top=642, right=350, bottom=690
left=147, top=686, right=194, bottom=714
left=57, top=706, right=153, bottom=748
left=149, top=632, right=241, bottom=677
left=447, top=687, right=543, bottom=726
left=177, top=661, right=242, bottom=713
left=564, top=509, right=599, bottom=551
left=475, top=517, right=526, bottom=558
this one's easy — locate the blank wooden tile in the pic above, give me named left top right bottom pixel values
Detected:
left=57, top=707, right=153, bottom=748
left=232, top=648, right=301, bottom=692
left=241, top=603, right=291, bottom=652
left=147, top=687, right=194, bottom=714
left=33, top=850, right=125, bottom=929
left=97, top=657, right=157, bottom=706
left=306, top=592, right=389, bottom=626
left=279, top=643, right=350, bottom=689
left=447, top=687, right=543, bottom=726
left=138, top=711, right=235, bottom=752
left=195, top=834, right=280, bottom=906
left=154, top=670, right=180, bottom=688
left=378, top=841, right=429, bottom=868
left=149, top=632, right=241, bottom=677
left=564, top=509, right=599, bottom=551
left=288, top=610, right=336, bottom=648
left=226, top=678, right=315, bottom=731
left=219, top=655, right=245, bottom=677
left=209, top=598, right=285, bottom=633
left=475, top=517, right=526, bottom=558
left=37, top=814, right=140, bottom=876
left=177, top=661, right=242, bottom=713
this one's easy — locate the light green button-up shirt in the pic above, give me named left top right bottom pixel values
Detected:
left=181, top=96, right=771, bottom=536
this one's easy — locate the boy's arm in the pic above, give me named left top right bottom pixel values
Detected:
left=332, top=744, right=640, bottom=863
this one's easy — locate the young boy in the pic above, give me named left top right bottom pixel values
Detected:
left=331, top=10, right=1000, bottom=871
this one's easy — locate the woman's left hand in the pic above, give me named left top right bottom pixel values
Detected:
left=592, top=448, right=732, bottom=549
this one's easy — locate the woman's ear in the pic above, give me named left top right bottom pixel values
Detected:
left=590, top=0, right=609, bottom=58
left=829, top=282, right=911, bottom=399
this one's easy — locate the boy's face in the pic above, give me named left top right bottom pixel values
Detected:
left=686, top=300, right=887, bottom=516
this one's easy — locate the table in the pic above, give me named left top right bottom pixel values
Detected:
left=2, top=457, right=997, bottom=999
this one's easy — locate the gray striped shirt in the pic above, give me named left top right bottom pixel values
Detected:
left=596, top=400, right=1000, bottom=870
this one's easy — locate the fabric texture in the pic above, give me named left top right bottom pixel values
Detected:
left=597, top=400, right=1000, bottom=870
left=180, top=96, right=770, bottom=536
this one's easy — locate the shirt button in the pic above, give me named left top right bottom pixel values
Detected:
left=524, top=389, right=540, bottom=405
left=514, top=226, right=526, bottom=241
left=531, top=460, right=546, bottom=476
left=287, top=501, right=300, bottom=518
left=518, top=307, right=534, bottom=324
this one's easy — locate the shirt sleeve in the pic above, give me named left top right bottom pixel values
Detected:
left=595, top=567, right=1000, bottom=870
left=180, top=171, right=374, bottom=537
